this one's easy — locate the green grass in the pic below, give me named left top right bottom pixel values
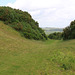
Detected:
left=0, top=21, right=75, bottom=75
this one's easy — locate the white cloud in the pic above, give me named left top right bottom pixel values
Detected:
left=6, top=0, right=75, bottom=28
left=7, top=0, right=61, bottom=10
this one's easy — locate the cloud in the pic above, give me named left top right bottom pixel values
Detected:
left=6, top=0, right=75, bottom=28
left=7, top=0, right=61, bottom=10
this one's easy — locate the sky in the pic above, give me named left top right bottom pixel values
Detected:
left=0, top=0, right=75, bottom=28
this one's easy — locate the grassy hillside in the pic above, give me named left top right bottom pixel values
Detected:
left=42, top=27, right=63, bottom=35
left=0, top=21, right=75, bottom=75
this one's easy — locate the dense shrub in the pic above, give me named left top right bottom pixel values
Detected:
left=48, top=32, right=63, bottom=40
left=0, top=6, right=47, bottom=40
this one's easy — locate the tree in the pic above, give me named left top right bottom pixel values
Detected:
left=63, top=20, right=75, bottom=40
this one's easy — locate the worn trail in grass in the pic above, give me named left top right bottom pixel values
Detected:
left=0, top=21, right=75, bottom=75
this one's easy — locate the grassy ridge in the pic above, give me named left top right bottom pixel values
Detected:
left=0, top=21, right=75, bottom=75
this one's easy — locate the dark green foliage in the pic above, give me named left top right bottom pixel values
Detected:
left=63, top=26, right=71, bottom=40
left=48, top=32, right=63, bottom=40
left=61, top=63, right=72, bottom=70
left=63, top=20, right=75, bottom=40
left=0, top=6, right=47, bottom=40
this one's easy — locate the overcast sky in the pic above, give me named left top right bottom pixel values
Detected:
left=0, top=0, right=75, bottom=28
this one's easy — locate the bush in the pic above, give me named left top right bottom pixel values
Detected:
left=48, top=32, right=63, bottom=40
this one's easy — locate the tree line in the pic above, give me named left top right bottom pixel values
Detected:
left=48, top=20, right=75, bottom=40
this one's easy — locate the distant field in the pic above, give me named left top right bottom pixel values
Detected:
left=0, top=21, right=75, bottom=75
left=42, top=27, right=63, bottom=35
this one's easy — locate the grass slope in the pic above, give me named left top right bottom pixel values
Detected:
left=0, top=21, right=75, bottom=75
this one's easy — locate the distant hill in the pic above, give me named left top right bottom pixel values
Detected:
left=42, top=27, right=63, bottom=35
left=0, top=6, right=47, bottom=40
